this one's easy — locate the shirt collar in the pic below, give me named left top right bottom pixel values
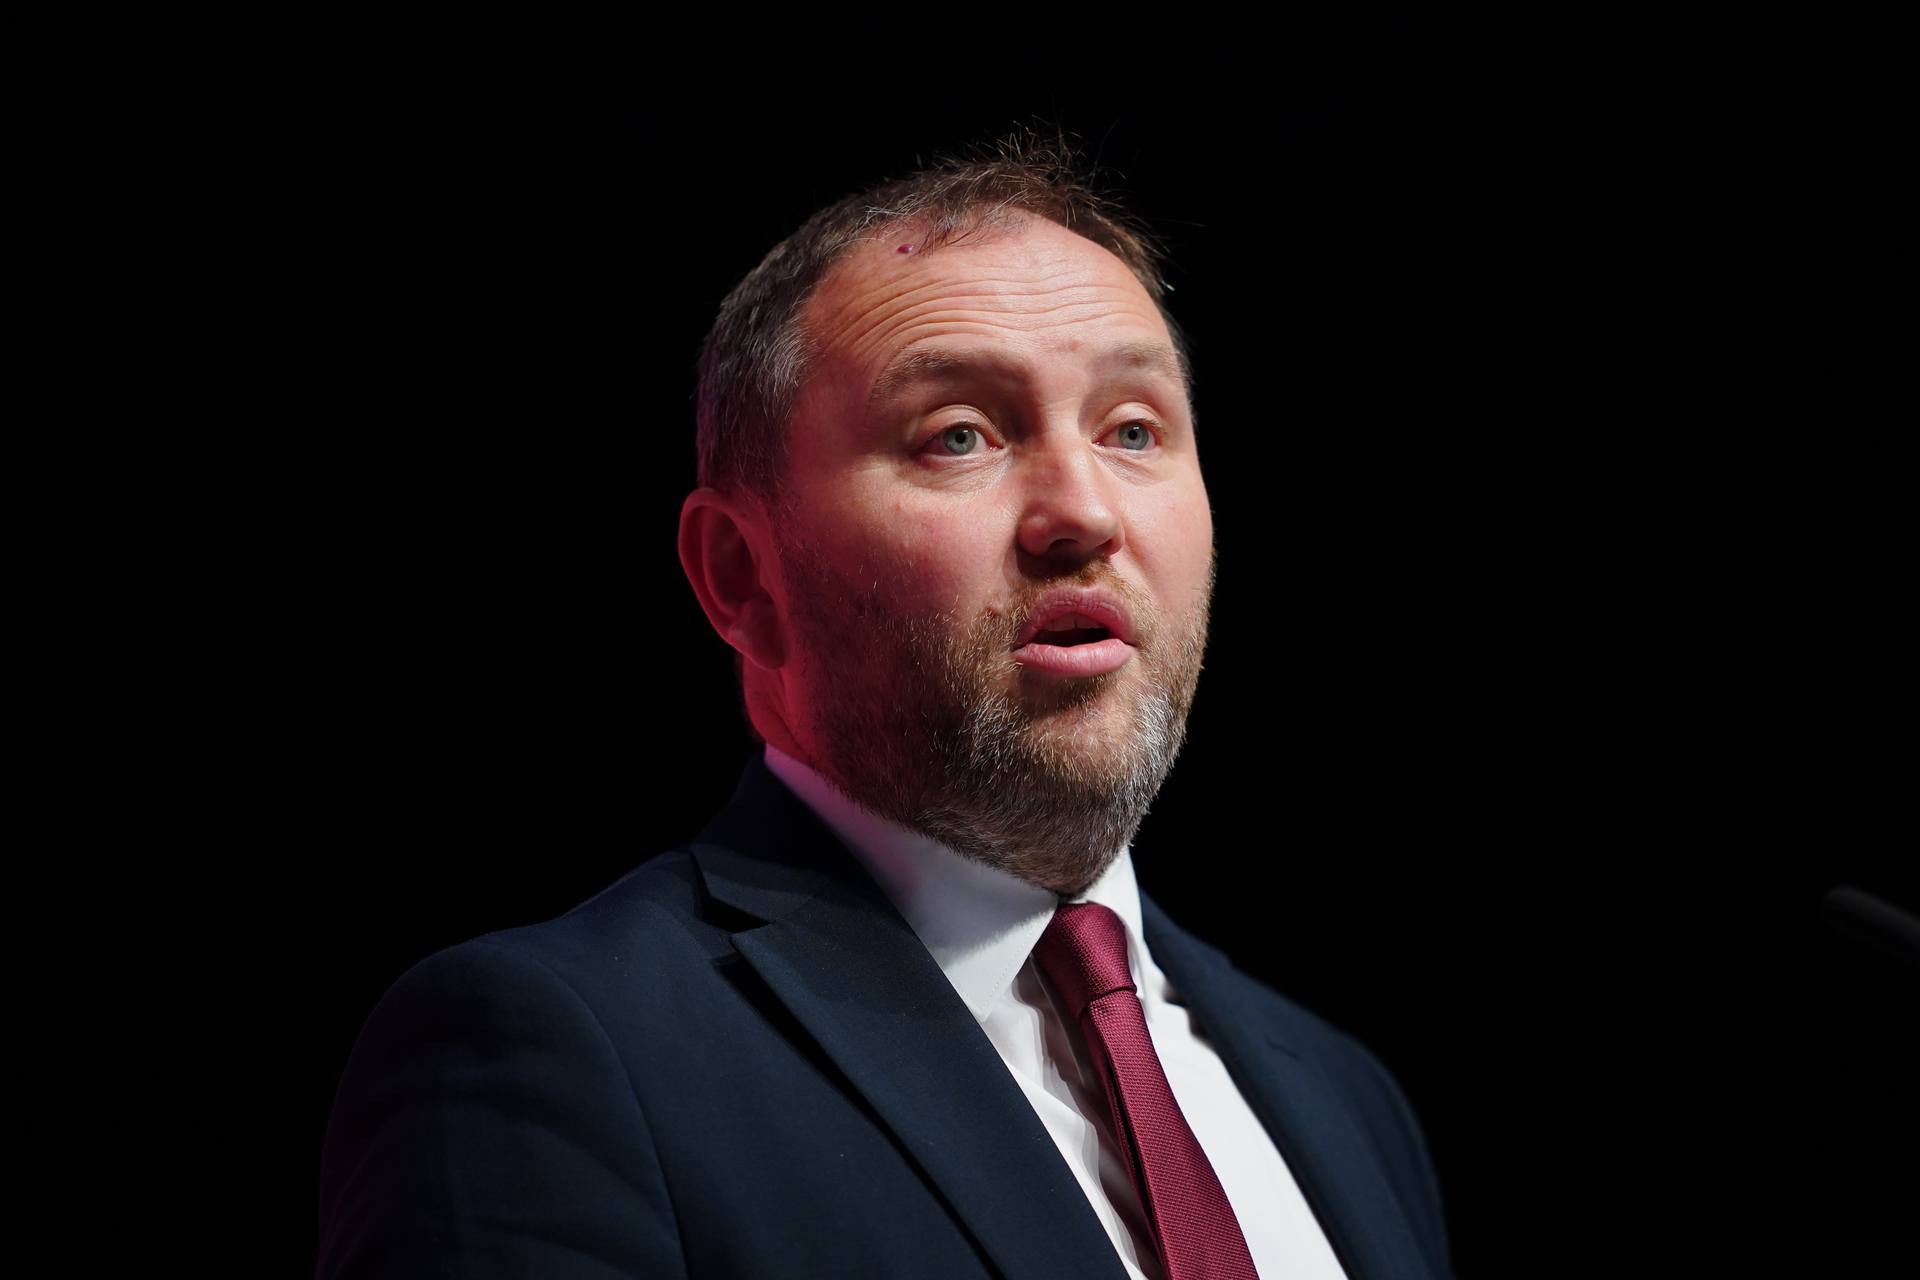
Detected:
left=761, top=743, right=1148, bottom=1024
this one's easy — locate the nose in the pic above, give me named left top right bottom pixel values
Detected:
left=1014, top=433, right=1124, bottom=567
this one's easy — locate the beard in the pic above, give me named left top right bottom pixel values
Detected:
left=773, top=527, right=1214, bottom=899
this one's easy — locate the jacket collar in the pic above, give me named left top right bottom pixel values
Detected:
left=761, top=742, right=1158, bottom=1025
left=691, top=751, right=1437, bottom=1280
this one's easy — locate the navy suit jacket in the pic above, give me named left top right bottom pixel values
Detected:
left=318, top=753, right=1454, bottom=1278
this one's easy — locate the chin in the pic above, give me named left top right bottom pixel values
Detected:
left=1015, top=665, right=1128, bottom=708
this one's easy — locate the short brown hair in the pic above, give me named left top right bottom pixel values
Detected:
left=693, top=126, right=1193, bottom=513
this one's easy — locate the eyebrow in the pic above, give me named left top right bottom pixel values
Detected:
left=864, top=340, right=1191, bottom=413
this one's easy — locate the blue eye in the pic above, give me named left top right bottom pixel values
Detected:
left=935, top=425, right=985, bottom=456
left=1110, top=421, right=1156, bottom=451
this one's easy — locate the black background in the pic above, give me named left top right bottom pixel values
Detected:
left=288, top=44, right=1910, bottom=1277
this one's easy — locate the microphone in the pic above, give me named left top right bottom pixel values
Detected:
left=1823, top=885, right=1920, bottom=974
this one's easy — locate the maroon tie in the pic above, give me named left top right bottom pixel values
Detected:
left=1033, top=901, right=1261, bottom=1280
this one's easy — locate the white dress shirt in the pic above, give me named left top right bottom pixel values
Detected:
left=763, top=745, right=1349, bottom=1280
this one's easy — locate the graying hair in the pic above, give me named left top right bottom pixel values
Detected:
left=693, top=126, right=1193, bottom=512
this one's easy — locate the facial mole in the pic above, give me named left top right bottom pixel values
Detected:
left=896, top=243, right=915, bottom=254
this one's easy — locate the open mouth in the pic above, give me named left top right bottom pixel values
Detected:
left=1011, top=597, right=1135, bottom=678
left=1027, top=623, right=1114, bottom=647
left=1012, top=611, right=1134, bottom=677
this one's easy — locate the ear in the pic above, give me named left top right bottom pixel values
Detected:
left=678, top=488, right=787, bottom=671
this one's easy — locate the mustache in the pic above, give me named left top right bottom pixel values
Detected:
left=997, top=569, right=1156, bottom=645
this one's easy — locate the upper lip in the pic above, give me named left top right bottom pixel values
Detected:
left=1014, top=589, right=1136, bottom=648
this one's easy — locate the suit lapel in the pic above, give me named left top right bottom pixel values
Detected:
left=1141, top=894, right=1438, bottom=1280
left=692, top=755, right=1130, bottom=1280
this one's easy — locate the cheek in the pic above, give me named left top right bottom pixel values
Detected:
left=1136, top=483, right=1215, bottom=597
left=803, top=497, right=993, bottom=612
left=886, top=511, right=1000, bottom=606
left=1136, top=477, right=1211, bottom=538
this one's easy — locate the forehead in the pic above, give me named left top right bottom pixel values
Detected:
left=799, top=214, right=1176, bottom=401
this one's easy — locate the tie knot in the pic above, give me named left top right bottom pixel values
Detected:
left=1032, top=901, right=1135, bottom=1020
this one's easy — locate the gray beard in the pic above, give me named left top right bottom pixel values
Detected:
left=777, top=538, right=1213, bottom=899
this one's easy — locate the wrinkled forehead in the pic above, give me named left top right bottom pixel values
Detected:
left=797, top=213, right=1172, bottom=405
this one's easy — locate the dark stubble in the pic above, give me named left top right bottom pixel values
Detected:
left=775, top=523, right=1215, bottom=898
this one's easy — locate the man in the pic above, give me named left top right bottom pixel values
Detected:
left=318, top=137, right=1455, bottom=1279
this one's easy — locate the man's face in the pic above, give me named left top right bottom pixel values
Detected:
left=767, top=213, right=1215, bottom=896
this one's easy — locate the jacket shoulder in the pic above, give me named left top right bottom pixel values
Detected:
left=317, top=932, right=687, bottom=1277
left=469, top=847, right=737, bottom=986
left=318, top=848, right=739, bottom=1276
